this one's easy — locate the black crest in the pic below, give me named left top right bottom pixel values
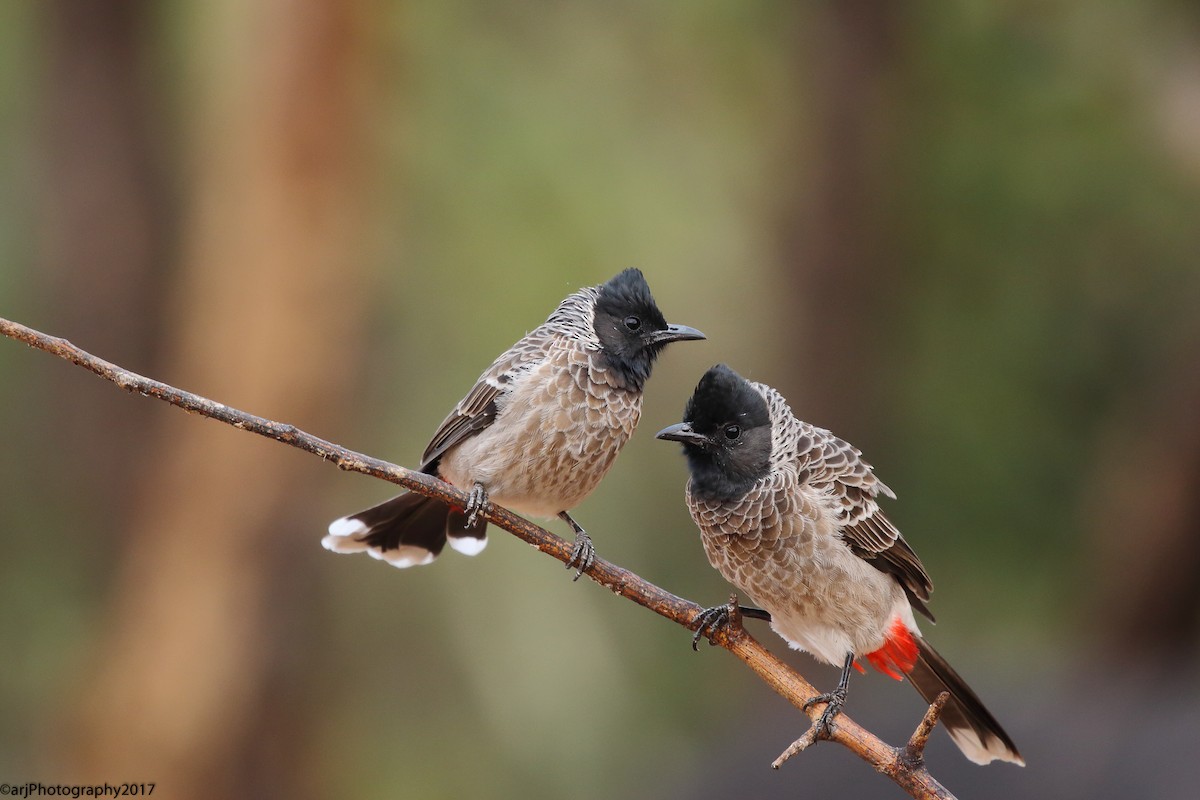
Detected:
left=595, top=268, right=667, bottom=327
left=680, top=364, right=772, bottom=501
left=684, top=364, right=769, bottom=432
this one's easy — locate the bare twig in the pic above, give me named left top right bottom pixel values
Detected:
left=772, top=726, right=821, bottom=769
left=904, top=692, right=951, bottom=768
left=1, top=316, right=957, bottom=799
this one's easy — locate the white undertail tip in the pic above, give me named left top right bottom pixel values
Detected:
left=322, top=517, right=370, bottom=554
left=323, top=515, right=441, bottom=568
left=950, top=729, right=1026, bottom=767
left=448, top=535, right=488, bottom=556
left=368, top=544, right=437, bottom=569
left=327, top=516, right=368, bottom=538
left=321, top=534, right=358, bottom=553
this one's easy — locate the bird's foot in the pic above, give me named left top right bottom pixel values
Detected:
left=464, top=483, right=490, bottom=528
left=692, top=604, right=731, bottom=651
left=559, top=511, right=594, bottom=580
left=565, top=530, right=595, bottom=581
left=801, top=685, right=848, bottom=741
left=692, top=596, right=770, bottom=651
left=774, top=653, right=855, bottom=768
left=774, top=688, right=844, bottom=767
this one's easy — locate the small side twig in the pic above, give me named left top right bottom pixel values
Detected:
left=1, top=316, right=957, bottom=800
left=772, top=727, right=821, bottom=769
left=903, top=692, right=951, bottom=768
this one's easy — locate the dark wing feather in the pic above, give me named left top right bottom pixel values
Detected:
left=803, top=428, right=936, bottom=621
left=420, top=379, right=501, bottom=471
left=843, top=506, right=935, bottom=621
left=419, top=331, right=551, bottom=471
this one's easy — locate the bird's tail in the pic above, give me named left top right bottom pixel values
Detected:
left=322, top=492, right=487, bottom=568
left=908, top=636, right=1024, bottom=766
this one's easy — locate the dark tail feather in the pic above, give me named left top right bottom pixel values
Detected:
left=908, top=637, right=1024, bottom=766
left=322, top=492, right=488, bottom=568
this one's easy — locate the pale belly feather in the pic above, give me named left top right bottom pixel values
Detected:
left=440, top=355, right=641, bottom=518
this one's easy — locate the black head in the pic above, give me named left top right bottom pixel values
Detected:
left=592, top=268, right=705, bottom=390
left=656, top=364, right=772, bottom=502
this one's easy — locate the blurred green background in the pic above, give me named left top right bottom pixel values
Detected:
left=3, top=2, right=1199, bottom=798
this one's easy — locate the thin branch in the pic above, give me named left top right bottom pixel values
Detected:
left=1, top=316, right=956, bottom=799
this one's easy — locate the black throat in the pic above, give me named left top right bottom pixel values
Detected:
left=685, top=447, right=766, bottom=503
left=594, top=340, right=658, bottom=392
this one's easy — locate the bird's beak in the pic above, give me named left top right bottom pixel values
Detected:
left=655, top=422, right=709, bottom=447
left=649, top=324, right=706, bottom=345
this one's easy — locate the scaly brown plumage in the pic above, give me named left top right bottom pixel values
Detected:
left=323, top=268, right=704, bottom=577
left=658, top=364, right=1023, bottom=766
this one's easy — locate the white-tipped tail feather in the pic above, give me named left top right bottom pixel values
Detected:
left=945, top=723, right=1026, bottom=767
left=908, top=637, right=1025, bottom=766
left=324, top=516, right=368, bottom=543
left=323, top=516, right=440, bottom=568
left=321, top=517, right=369, bottom=554
left=448, top=535, right=488, bottom=556
left=322, top=493, right=488, bottom=569
left=368, top=544, right=437, bottom=568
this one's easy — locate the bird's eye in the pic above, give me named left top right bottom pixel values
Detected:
left=723, top=424, right=741, bottom=440
left=623, top=315, right=642, bottom=331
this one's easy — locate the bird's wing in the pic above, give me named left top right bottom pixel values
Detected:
left=802, top=427, right=936, bottom=620
left=419, top=330, right=551, bottom=471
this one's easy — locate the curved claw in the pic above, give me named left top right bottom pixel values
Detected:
left=464, top=483, right=490, bottom=528
left=692, top=605, right=731, bottom=651
left=691, top=595, right=761, bottom=650
left=801, top=686, right=847, bottom=741
left=565, top=530, right=594, bottom=580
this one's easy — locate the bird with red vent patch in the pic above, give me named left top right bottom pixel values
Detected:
left=657, top=364, right=1023, bottom=766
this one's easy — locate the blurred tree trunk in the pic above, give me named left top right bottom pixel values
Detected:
left=1085, top=330, right=1200, bottom=666
left=1085, top=43, right=1200, bottom=668
left=36, top=0, right=169, bottom=517
left=63, top=2, right=373, bottom=797
left=773, top=1, right=903, bottom=439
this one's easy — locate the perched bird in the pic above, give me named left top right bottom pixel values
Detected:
left=656, top=364, right=1023, bottom=766
left=324, top=268, right=705, bottom=577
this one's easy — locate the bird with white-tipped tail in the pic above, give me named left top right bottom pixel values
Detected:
left=323, top=269, right=705, bottom=579
left=657, top=364, right=1023, bottom=766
